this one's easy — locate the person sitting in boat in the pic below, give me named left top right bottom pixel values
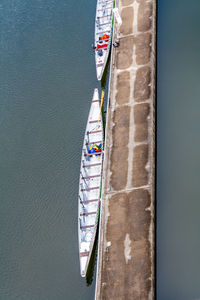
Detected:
left=88, top=144, right=102, bottom=157
left=95, top=144, right=102, bottom=155
left=100, top=34, right=109, bottom=41
left=93, top=144, right=99, bottom=152
left=97, top=36, right=108, bottom=50
left=98, top=144, right=102, bottom=151
left=88, top=146, right=96, bottom=157
left=97, top=43, right=107, bottom=49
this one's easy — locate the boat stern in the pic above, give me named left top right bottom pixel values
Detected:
left=80, top=257, right=87, bottom=277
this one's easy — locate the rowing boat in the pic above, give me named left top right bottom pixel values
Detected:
left=94, top=0, right=115, bottom=81
left=78, top=89, right=104, bottom=277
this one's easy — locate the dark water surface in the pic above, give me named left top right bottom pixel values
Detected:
left=0, top=1, right=99, bottom=299
left=157, top=1, right=200, bottom=299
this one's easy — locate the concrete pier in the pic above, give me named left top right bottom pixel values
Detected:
left=95, top=0, right=156, bottom=299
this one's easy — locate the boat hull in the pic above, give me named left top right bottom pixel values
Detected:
left=78, top=89, right=104, bottom=277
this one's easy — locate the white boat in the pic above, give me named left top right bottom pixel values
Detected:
left=78, top=88, right=104, bottom=277
left=95, top=0, right=115, bottom=81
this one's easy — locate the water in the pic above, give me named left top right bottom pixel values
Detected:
left=157, top=1, right=200, bottom=299
left=0, top=1, right=100, bottom=299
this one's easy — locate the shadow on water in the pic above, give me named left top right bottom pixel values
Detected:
left=86, top=224, right=99, bottom=286
left=100, top=50, right=111, bottom=90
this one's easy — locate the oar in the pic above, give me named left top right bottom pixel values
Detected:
left=97, top=90, right=105, bottom=126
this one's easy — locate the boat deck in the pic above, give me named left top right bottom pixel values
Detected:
left=95, top=0, right=115, bottom=80
left=78, top=89, right=103, bottom=277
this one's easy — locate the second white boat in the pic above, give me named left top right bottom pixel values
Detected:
left=78, top=88, right=104, bottom=277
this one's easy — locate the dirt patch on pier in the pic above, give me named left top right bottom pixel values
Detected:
left=121, top=0, right=133, bottom=5
left=116, top=36, right=134, bottom=69
left=110, top=106, right=130, bottom=191
left=134, top=66, right=151, bottom=102
left=120, top=7, right=134, bottom=35
left=116, top=71, right=130, bottom=105
left=132, top=144, right=149, bottom=187
left=138, top=2, right=152, bottom=32
left=134, top=103, right=150, bottom=142
left=135, top=33, right=152, bottom=65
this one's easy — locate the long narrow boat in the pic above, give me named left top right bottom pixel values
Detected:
left=95, top=0, right=115, bottom=81
left=78, top=89, right=104, bottom=277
